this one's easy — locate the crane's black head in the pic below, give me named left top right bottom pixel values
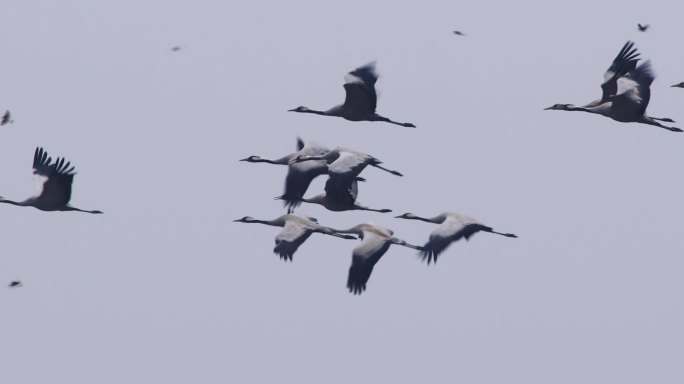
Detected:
left=233, top=216, right=254, bottom=223
left=288, top=106, right=310, bottom=113
left=239, top=155, right=262, bottom=162
left=394, top=213, right=417, bottom=219
left=544, top=103, right=572, bottom=111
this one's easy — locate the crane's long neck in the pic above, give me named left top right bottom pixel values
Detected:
left=0, top=198, right=25, bottom=206
left=245, top=219, right=281, bottom=226
left=297, top=108, right=329, bottom=116
left=250, top=156, right=291, bottom=165
left=566, top=105, right=595, bottom=113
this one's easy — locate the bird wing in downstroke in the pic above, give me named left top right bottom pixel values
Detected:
left=342, top=63, right=378, bottom=115
left=281, top=143, right=330, bottom=209
left=274, top=221, right=312, bottom=261
left=420, top=217, right=484, bottom=263
left=324, top=176, right=358, bottom=207
left=282, top=160, right=328, bottom=209
left=601, top=41, right=640, bottom=102
left=32, top=147, right=75, bottom=206
left=347, top=232, right=390, bottom=294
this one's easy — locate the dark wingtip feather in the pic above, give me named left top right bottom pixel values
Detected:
left=349, top=62, right=379, bottom=86
left=419, top=244, right=439, bottom=265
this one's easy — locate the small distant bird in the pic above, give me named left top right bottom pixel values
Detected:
left=395, top=212, right=517, bottom=264
left=671, top=82, right=684, bottom=88
left=453, top=30, right=466, bottom=36
left=234, top=214, right=356, bottom=261
left=171, top=46, right=181, bottom=52
left=289, top=62, right=416, bottom=128
left=637, top=24, right=649, bottom=32
left=1, top=110, right=12, bottom=125
left=545, top=41, right=681, bottom=132
left=8, top=280, right=22, bottom=288
left=0, top=147, right=103, bottom=213
left=336, top=223, right=423, bottom=294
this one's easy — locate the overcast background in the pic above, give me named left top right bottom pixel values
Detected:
left=1, top=0, right=683, bottom=383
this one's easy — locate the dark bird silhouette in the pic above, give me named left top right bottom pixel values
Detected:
left=336, top=223, right=422, bottom=295
left=8, top=280, right=22, bottom=288
left=0, top=147, right=103, bottom=213
left=240, top=137, right=330, bottom=212
left=395, top=212, right=517, bottom=264
left=1, top=110, right=13, bottom=125
left=453, top=30, right=466, bottom=36
left=289, top=62, right=416, bottom=127
left=171, top=46, right=181, bottom=52
left=545, top=41, right=680, bottom=132
left=234, top=214, right=356, bottom=261
left=637, top=24, right=649, bottom=32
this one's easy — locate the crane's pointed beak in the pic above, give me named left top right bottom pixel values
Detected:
left=543, top=106, right=554, bottom=110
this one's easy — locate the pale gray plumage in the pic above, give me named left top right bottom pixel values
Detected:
left=336, top=223, right=422, bottom=295
left=395, top=212, right=517, bottom=264
left=233, top=214, right=356, bottom=261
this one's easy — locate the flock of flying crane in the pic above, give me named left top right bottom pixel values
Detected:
left=3, top=24, right=683, bottom=293
left=235, top=24, right=684, bottom=295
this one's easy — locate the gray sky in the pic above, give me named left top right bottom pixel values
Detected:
left=1, top=0, right=683, bottom=383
